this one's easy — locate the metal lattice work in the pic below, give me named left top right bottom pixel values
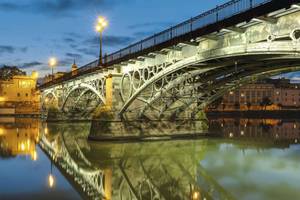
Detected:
left=39, top=133, right=105, bottom=200
left=119, top=35, right=300, bottom=119
left=40, top=5, right=300, bottom=121
left=41, top=76, right=107, bottom=117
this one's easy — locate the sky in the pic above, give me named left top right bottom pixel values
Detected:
left=0, top=0, right=299, bottom=81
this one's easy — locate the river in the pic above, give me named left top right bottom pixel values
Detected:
left=0, top=117, right=299, bottom=200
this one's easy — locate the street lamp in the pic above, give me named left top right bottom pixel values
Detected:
left=48, top=57, right=57, bottom=81
left=95, top=16, right=108, bottom=66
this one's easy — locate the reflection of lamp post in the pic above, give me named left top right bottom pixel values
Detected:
left=48, top=162, right=55, bottom=188
left=48, top=57, right=57, bottom=81
left=95, top=16, right=108, bottom=66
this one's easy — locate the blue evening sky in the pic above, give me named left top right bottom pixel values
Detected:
left=0, top=0, right=298, bottom=81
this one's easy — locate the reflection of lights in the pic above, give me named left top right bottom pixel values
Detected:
left=48, top=174, right=55, bottom=188
left=244, top=124, right=247, bottom=128
left=294, top=124, right=297, bottom=129
left=295, top=139, right=298, bottom=143
left=192, top=191, right=200, bottom=200
left=229, top=133, right=234, bottom=138
left=0, top=97, right=5, bottom=102
left=0, top=128, right=4, bottom=136
left=31, top=150, right=38, bottom=161
left=221, top=123, right=224, bottom=127
left=240, top=131, right=244, bottom=136
left=44, top=128, right=48, bottom=135
left=20, top=143, right=25, bottom=151
left=27, top=139, right=30, bottom=149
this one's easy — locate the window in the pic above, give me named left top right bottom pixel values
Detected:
left=17, top=93, right=20, bottom=97
left=25, top=93, right=28, bottom=97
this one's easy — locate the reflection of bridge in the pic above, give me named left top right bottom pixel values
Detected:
left=39, top=122, right=240, bottom=200
left=40, top=0, right=300, bottom=121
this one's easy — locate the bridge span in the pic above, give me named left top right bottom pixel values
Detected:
left=40, top=0, right=300, bottom=123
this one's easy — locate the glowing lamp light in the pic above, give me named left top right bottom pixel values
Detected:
left=48, top=174, right=55, bottom=188
left=229, top=132, right=234, bottom=138
left=48, top=57, right=57, bottom=67
left=95, top=16, right=108, bottom=33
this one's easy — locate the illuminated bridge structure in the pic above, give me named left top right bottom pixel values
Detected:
left=38, top=123, right=237, bottom=200
left=40, top=0, right=300, bottom=121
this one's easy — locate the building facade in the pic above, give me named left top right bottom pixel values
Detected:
left=0, top=72, right=40, bottom=114
left=208, top=79, right=300, bottom=111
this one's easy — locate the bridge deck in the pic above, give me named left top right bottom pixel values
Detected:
left=39, top=0, right=300, bottom=89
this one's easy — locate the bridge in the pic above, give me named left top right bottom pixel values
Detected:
left=40, top=0, right=300, bottom=122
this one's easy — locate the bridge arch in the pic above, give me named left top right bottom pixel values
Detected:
left=41, top=91, right=59, bottom=110
left=61, top=83, right=106, bottom=114
left=119, top=40, right=300, bottom=119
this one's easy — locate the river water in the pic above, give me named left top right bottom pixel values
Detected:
left=0, top=117, right=299, bottom=200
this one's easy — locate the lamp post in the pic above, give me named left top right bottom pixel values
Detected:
left=48, top=57, right=57, bottom=81
left=95, top=16, right=108, bottom=66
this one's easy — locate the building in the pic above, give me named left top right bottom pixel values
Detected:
left=0, top=71, right=40, bottom=114
left=208, top=78, right=300, bottom=111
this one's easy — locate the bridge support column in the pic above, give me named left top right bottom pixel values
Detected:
left=93, top=74, right=123, bottom=121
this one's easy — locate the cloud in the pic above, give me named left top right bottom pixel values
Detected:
left=65, top=53, right=82, bottom=59
left=0, top=0, right=118, bottom=17
left=128, top=22, right=174, bottom=30
left=85, top=35, right=135, bottom=47
left=0, top=45, right=28, bottom=56
left=21, top=61, right=44, bottom=68
left=0, top=45, right=14, bottom=54
left=77, top=48, right=98, bottom=57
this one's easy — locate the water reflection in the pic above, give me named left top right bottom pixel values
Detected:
left=0, top=118, right=82, bottom=199
left=39, top=118, right=300, bottom=200
left=209, top=118, right=300, bottom=145
left=0, top=118, right=39, bottom=160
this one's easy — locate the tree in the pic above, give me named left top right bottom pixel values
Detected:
left=234, top=102, right=240, bottom=110
left=0, top=66, right=26, bottom=80
left=260, top=97, right=273, bottom=110
left=246, top=102, right=251, bottom=111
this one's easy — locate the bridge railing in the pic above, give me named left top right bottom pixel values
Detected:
left=40, top=0, right=275, bottom=89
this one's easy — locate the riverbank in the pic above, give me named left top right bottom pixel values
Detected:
left=207, top=110, right=300, bottom=119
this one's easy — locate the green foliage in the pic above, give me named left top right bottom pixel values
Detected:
left=260, top=97, right=273, bottom=110
left=0, top=66, right=26, bottom=80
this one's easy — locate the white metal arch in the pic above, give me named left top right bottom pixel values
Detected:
left=119, top=40, right=300, bottom=115
left=61, top=83, right=106, bottom=110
